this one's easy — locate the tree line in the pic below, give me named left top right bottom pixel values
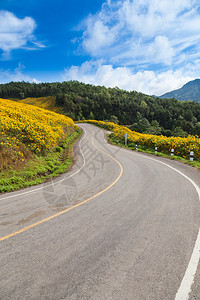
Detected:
left=0, top=80, right=200, bottom=137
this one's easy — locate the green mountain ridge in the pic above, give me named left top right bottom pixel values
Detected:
left=160, top=79, right=200, bottom=103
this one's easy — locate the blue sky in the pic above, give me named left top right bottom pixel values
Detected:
left=1, top=0, right=200, bottom=95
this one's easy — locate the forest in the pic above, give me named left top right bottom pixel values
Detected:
left=0, top=80, right=200, bottom=137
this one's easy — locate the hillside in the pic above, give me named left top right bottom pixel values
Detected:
left=160, top=79, right=200, bottom=103
left=1, top=81, right=200, bottom=137
left=0, top=98, right=81, bottom=192
left=17, top=96, right=63, bottom=114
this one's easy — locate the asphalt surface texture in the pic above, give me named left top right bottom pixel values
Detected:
left=0, top=123, right=200, bottom=300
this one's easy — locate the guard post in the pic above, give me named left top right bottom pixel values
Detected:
left=124, top=133, right=128, bottom=146
left=190, top=151, right=194, bottom=162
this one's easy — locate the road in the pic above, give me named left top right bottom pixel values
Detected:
left=0, top=123, right=200, bottom=300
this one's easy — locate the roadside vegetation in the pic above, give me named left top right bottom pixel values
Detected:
left=0, top=98, right=81, bottom=193
left=78, top=120, right=200, bottom=169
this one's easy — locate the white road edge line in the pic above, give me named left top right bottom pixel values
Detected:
left=0, top=128, right=86, bottom=201
left=133, top=153, right=200, bottom=300
left=95, top=126, right=200, bottom=300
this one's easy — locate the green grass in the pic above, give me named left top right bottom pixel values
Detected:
left=0, top=129, right=82, bottom=193
left=108, top=135, right=200, bottom=170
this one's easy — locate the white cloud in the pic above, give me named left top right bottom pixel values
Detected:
left=148, top=36, right=175, bottom=65
left=120, top=0, right=195, bottom=37
left=0, top=10, right=44, bottom=59
left=32, top=78, right=41, bottom=84
left=77, top=0, right=200, bottom=68
left=0, top=64, right=40, bottom=83
left=82, top=20, right=117, bottom=56
left=63, top=61, right=194, bottom=95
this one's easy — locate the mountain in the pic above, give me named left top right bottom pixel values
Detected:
left=160, top=79, right=200, bottom=103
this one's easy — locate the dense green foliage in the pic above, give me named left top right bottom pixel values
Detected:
left=0, top=81, right=60, bottom=99
left=160, top=79, right=200, bottom=103
left=1, top=80, right=200, bottom=137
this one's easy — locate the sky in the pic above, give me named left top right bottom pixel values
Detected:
left=0, top=0, right=200, bottom=95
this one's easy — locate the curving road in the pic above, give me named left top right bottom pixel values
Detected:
left=0, top=123, right=200, bottom=300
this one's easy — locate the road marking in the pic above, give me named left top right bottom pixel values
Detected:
left=0, top=129, right=86, bottom=202
left=124, top=150, right=200, bottom=300
left=148, top=157, right=200, bottom=300
left=0, top=131, right=123, bottom=242
left=151, top=162, right=200, bottom=300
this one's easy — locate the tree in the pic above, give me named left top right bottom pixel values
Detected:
left=89, top=112, right=95, bottom=119
left=110, top=115, right=119, bottom=124
left=171, top=127, right=188, bottom=138
left=147, top=120, right=162, bottom=135
left=56, top=93, right=66, bottom=105
left=194, top=122, right=200, bottom=136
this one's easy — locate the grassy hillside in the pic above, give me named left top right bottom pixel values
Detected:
left=0, top=98, right=81, bottom=193
left=16, top=96, right=63, bottom=114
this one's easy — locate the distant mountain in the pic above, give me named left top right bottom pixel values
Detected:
left=160, top=79, right=200, bottom=103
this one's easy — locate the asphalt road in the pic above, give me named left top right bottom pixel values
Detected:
left=0, top=123, right=200, bottom=300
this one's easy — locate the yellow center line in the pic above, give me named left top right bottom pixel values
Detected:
left=0, top=135, right=123, bottom=242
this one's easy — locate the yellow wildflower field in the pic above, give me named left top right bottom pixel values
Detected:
left=0, top=98, right=75, bottom=154
left=78, top=120, right=200, bottom=159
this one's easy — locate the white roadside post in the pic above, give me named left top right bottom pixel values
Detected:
left=155, top=147, right=157, bottom=154
left=136, top=144, right=137, bottom=150
left=171, top=148, right=174, bottom=156
left=190, top=151, right=194, bottom=162
left=124, top=133, right=128, bottom=146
